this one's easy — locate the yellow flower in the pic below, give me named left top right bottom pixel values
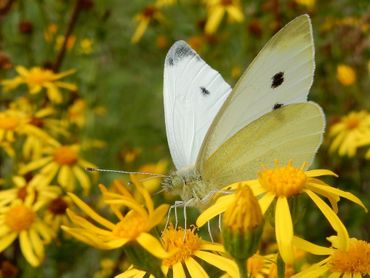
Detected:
left=329, top=111, right=370, bottom=157
left=0, top=175, right=60, bottom=208
left=0, top=109, right=57, bottom=156
left=161, top=225, right=239, bottom=277
left=204, top=0, right=244, bottom=34
left=1, top=66, right=77, bottom=103
left=19, top=144, right=96, bottom=194
left=44, top=23, right=58, bottom=42
left=295, top=0, right=316, bottom=9
left=336, top=64, right=356, bottom=86
left=292, top=236, right=370, bottom=278
left=79, top=38, right=93, bottom=54
left=130, top=159, right=168, bottom=193
left=117, top=225, right=239, bottom=278
left=120, top=147, right=141, bottom=164
left=131, top=5, right=166, bottom=44
left=67, top=98, right=87, bottom=127
left=55, top=35, right=76, bottom=51
left=0, top=197, right=54, bottom=267
left=197, top=161, right=367, bottom=263
left=62, top=181, right=170, bottom=259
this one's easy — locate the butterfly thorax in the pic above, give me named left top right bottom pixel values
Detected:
left=161, top=167, right=214, bottom=207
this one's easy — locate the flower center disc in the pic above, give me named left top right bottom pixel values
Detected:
left=0, top=116, right=20, bottom=130
left=112, top=212, right=146, bottom=240
left=258, top=162, right=307, bottom=197
left=329, top=240, right=370, bottom=275
left=5, top=205, right=35, bottom=232
left=53, top=146, right=78, bottom=165
left=162, top=226, right=201, bottom=267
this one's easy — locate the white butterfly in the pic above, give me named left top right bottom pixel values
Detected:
left=161, top=15, right=325, bottom=208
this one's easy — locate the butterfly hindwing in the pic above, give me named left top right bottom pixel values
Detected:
left=202, top=102, right=325, bottom=187
left=164, top=41, right=231, bottom=170
left=197, top=15, right=315, bottom=170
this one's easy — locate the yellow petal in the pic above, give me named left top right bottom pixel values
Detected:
left=226, top=6, right=244, bottom=22
left=20, top=231, right=41, bottom=267
left=33, top=222, right=54, bottom=243
left=72, top=165, right=91, bottom=194
left=196, top=194, right=234, bottom=227
left=67, top=193, right=116, bottom=229
left=136, top=232, right=170, bottom=259
left=131, top=19, right=150, bottom=44
left=194, top=250, right=239, bottom=276
left=147, top=204, right=169, bottom=229
left=45, top=83, right=63, bottom=103
left=200, top=242, right=225, bottom=252
left=19, top=156, right=53, bottom=174
left=293, top=236, right=332, bottom=255
left=54, top=81, right=77, bottom=91
left=205, top=7, right=225, bottom=34
left=185, top=257, right=209, bottom=278
left=305, top=169, right=338, bottom=178
left=259, top=191, right=275, bottom=214
left=0, top=232, right=17, bottom=252
left=66, top=209, right=113, bottom=235
left=29, top=228, right=44, bottom=260
left=53, top=69, right=76, bottom=79
left=58, top=165, right=74, bottom=190
left=304, top=190, right=349, bottom=250
left=275, top=197, right=294, bottom=263
left=292, top=260, right=330, bottom=278
left=307, top=182, right=368, bottom=212
left=173, top=262, right=186, bottom=278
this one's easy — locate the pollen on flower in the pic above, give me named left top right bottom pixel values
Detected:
left=0, top=116, right=20, bottom=130
left=53, top=146, right=78, bottom=165
left=162, top=226, right=202, bottom=267
left=112, top=212, right=147, bottom=240
left=329, top=239, right=370, bottom=275
left=5, top=204, right=36, bottom=232
left=258, top=161, right=307, bottom=197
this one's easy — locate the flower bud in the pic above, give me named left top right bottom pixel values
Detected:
left=223, top=185, right=264, bottom=261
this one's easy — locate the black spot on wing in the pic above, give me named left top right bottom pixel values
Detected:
left=165, top=41, right=200, bottom=66
left=200, top=87, right=210, bottom=96
left=273, top=103, right=283, bottom=110
left=271, top=72, right=284, bottom=88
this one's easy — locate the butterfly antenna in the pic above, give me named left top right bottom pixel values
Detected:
left=85, top=167, right=168, bottom=178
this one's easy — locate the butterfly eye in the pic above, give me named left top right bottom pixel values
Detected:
left=271, top=72, right=284, bottom=88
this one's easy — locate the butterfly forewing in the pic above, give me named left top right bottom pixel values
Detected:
left=164, top=41, right=231, bottom=170
left=201, top=102, right=325, bottom=187
left=197, top=15, right=315, bottom=168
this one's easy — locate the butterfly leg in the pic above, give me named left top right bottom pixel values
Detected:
left=164, top=201, right=184, bottom=230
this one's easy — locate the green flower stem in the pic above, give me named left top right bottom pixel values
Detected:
left=277, top=254, right=285, bottom=278
left=236, top=258, right=248, bottom=278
